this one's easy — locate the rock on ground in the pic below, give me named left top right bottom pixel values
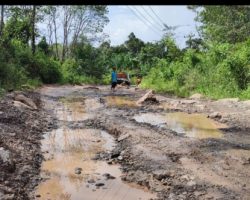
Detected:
left=14, top=93, right=38, bottom=110
left=189, top=93, right=204, bottom=100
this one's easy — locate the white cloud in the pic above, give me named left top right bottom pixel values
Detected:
left=104, top=9, right=153, bottom=45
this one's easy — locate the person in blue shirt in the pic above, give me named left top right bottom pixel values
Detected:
left=111, top=67, right=117, bottom=91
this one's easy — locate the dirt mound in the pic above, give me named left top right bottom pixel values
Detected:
left=142, top=97, right=159, bottom=105
left=0, top=92, right=52, bottom=199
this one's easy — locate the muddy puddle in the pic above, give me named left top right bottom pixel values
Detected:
left=134, top=112, right=227, bottom=139
left=35, top=97, right=155, bottom=200
left=105, top=96, right=137, bottom=107
left=57, top=97, right=102, bottom=121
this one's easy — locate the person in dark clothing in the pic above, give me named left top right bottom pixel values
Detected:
left=111, top=67, right=117, bottom=92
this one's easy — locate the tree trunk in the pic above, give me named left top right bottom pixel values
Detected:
left=48, top=22, right=53, bottom=45
left=53, top=19, right=59, bottom=58
left=47, top=22, right=54, bottom=55
left=52, top=13, right=59, bottom=59
left=0, top=5, right=4, bottom=37
left=31, top=5, right=36, bottom=55
left=62, top=6, right=74, bottom=62
left=62, top=7, right=68, bottom=62
left=62, top=19, right=67, bottom=61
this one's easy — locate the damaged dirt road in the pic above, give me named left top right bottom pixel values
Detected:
left=0, top=85, right=250, bottom=200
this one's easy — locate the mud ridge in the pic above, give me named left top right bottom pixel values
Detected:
left=0, top=91, right=55, bottom=199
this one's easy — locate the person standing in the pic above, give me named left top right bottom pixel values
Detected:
left=111, top=67, right=117, bottom=92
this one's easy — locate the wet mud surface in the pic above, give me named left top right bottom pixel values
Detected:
left=0, top=84, right=250, bottom=199
left=0, top=91, right=54, bottom=199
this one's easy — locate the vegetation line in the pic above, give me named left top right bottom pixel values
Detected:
left=0, top=6, right=249, bottom=100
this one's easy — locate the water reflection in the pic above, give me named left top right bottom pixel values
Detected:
left=134, top=112, right=227, bottom=139
left=105, top=96, right=137, bottom=107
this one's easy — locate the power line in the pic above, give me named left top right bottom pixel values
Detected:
left=126, top=6, right=162, bottom=37
left=148, top=6, right=166, bottom=26
left=141, top=6, right=164, bottom=31
left=133, top=6, right=163, bottom=33
left=148, top=6, right=191, bottom=30
left=131, top=6, right=162, bottom=34
left=127, top=6, right=159, bottom=35
left=140, top=6, right=163, bottom=29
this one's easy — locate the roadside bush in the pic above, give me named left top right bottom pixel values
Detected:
left=33, top=51, right=62, bottom=84
left=141, top=40, right=250, bottom=99
left=60, top=58, right=81, bottom=84
left=240, top=85, right=250, bottom=100
left=102, top=73, right=111, bottom=85
left=61, top=58, right=106, bottom=85
left=0, top=87, right=5, bottom=97
left=0, top=50, right=28, bottom=90
left=20, top=78, right=42, bottom=91
left=141, top=62, right=178, bottom=94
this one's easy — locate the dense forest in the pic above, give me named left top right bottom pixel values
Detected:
left=0, top=5, right=249, bottom=99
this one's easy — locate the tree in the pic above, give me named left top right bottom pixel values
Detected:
left=31, top=5, right=36, bottom=54
left=43, top=6, right=59, bottom=59
left=162, top=36, right=182, bottom=62
left=3, top=5, right=44, bottom=50
left=124, top=32, right=145, bottom=56
left=70, top=35, right=106, bottom=79
left=61, top=5, right=109, bottom=61
left=71, top=6, right=109, bottom=47
left=138, top=42, right=166, bottom=66
left=4, top=6, right=32, bottom=44
left=97, top=40, right=112, bottom=69
left=162, top=24, right=176, bottom=38
left=0, top=5, right=4, bottom=37
left=38, top=36, right=49, bottom=55
left=189, top=6, right=250, bottom=44
left=185, top=33, right=203, bottom=51
left=61, top=6, right=74, bottom=61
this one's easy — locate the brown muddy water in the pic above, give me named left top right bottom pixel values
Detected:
left=133, top=112, right=227, bottom=139
left=105, top=96, right=137, bottom=107
left=57, top=97, right=92, bottom=121
left=35, top=96, right=155, bottom=200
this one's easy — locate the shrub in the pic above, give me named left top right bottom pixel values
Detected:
left=60, top=58, right=80, bottom=84
left=141, top=40, right=250, bottom=99
left=34, top=51, right=62, bottom=84
left=0, top=87, right=6, bottom=97
left=240, top=85, right=250, bottom=100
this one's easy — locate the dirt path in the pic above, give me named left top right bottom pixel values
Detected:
left=1, top=85, right=250, bottom=199
left=34, top=85, right=156, bottom=200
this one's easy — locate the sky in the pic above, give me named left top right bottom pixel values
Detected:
left=38, top=6, right=200, bottom=49
left=103, top=6, right=200, bottom=48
